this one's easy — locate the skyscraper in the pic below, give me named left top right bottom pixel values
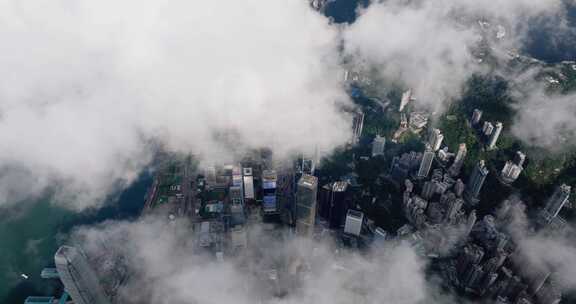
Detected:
left=371, top=135, right=386, bottom=157
left=514, top=151, right=526, bottom=167
left=262, top=170, right=278, bottom=213
left=296, top=174, right=318, bottom=237
left=54, top=246, right=111, bottom=304
left=344, top=209, right=364, bottom=236
left=449, top=143, right=467, bottom=177
left=500, top=161, right=523, bottom=184
left=488, top=122, right=503, bottom=150
left=429, top=129, right=444, bottom=151
left=399, top=89, right=412, bottom=112
left=464, top=160, right=489, bottom=205
left=417, top=148, right=434, bottom=179
left=351, top=110, right=364, bottom=145
left=318, top=181, right=351, bottom=229
left=544, top=184, right=571, bottom=219
left=242, top=167, right=255, bottom=200
left=482, top=121, right=494, bottom=136
left=471, top=109, right=483, bottom=126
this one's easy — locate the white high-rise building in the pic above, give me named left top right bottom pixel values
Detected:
left=296, top=174, right=318, bottom=237
left=344, top=209, right=364, bottom=236
left=429, top=129, right=444, bottom=151
left=464, top=160, right=489, bottom=205
left=399, top=89, right=412, bottom=112
left=371, top=135, right=386, bottom=157
left=55, top=246, right=111, bottom=304
left=544, top=184, right=571, bottom=219
left=417, top=149, right=435, bottom=178
left=488, top=122, right=503, bottom=150
left=483, top=121, right=494, bottom=136
left=471, top=109, right=483, bottom=126
left=449, top=143, right=467, bottom=177
left=351, top=110, right=364, bottom=145
left=500, top=161, right=523, bottom=184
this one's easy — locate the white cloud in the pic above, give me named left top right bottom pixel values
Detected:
left=0, top=0, right=352, bottom=209
left=342, top=0, right=564, bottom=111
left=70, top=217, right=458, bottom=304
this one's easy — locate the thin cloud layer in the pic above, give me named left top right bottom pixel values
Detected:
left=70, top=216, right=459, bottom=304
left=497, top=198, right=576, bottom=293
left=342, top=0, right=564, bottom=111
left=511, top=88, right=576, bottom=150
left=0, top=0, right=352, bottom=209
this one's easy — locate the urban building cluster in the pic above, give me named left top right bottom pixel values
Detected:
left=24, top=99, right=572, bottom=304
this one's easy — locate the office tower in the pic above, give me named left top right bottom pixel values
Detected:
left=374, top=227, right=388, bottom=241
left=399, top=89, right=412, bottom=112
left=544, top=184, right=571, bottom=219
left=242, top=167, right=255, bottom=200
left=500, top=161, right=523, bottom=184
left=295, top=174, right=318, bottom=237
left=446, top=198, right=463, bottom=223
left=457, top=244, right=484, bottom=275
left=262, top=170, right=278, bottom=213
left=454, top=179, right=465, bottom=197
left=351, top=110, right=364, bottom=145
left=514, top=151, right=526, bottom=167
left=409, top=111, right=428, bottom=130
left=466, top=210, right=477, bottom=237
left=318, top=181, right=351, bottom=229
left=54, top=246, right=110, bottom=304
left=371, top=135, right=386, bottom=157
left=480, top=272, right=499, bottom=292
left=463, top=264, right=484, bottom=289
left=488, top=122, right=503, bottom=150
left=464, top=160, right=489, bottom=205
left=536, top=283, right=562, bottom=304
left=483, top=121, right=494, bottom=136
left=302, top=157, right=315, bottom=176
left=429, top=129, right=444, bottom=151
left=229, top=186, right=244, bottom=205
left=344, top=209, right=364, bottom=236
left=421, top=181, right=436, bottom=200
left=449, top=143, right=467, bottom=177
left=417, top=149, right=435, bottom=179
left=471, top=109, right=483, bottom=126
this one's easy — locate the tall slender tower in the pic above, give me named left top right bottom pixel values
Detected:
left=295, top=174, right=318, bottom=237
left=488, top=122, right=503, bottom=150
left=429, top=129, right=444, bottom=151
left=54, top=246, right=111, bottom=304
left=544, top=184, right=571, bottom=218
left=371, top=135, right=386, bottom=157
left=464, top=160, right=489, bottom=205
left=449, top=143, right=467, bottom=177
left=417, top=148, right=435, bottom=178
left=471, top=109, right=483, bottom=126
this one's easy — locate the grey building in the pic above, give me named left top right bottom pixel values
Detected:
left=54, top=246, right=111, bottom=304
left=488, top=122, right=503, bottom=150
left=471, top=109, right=483, bottom=126
left=371, top=135, right=386, bottom=157
left=296, top=174, right=318, bottom=237
left=464, top=160, right=489, bottom=205
left=344, top=209, right=364, bottom=236
left=417, top=149, right=434, bottom=179
left=448, top=143, right=467, bottom=177
left=543, top=184, right=571, bottom=219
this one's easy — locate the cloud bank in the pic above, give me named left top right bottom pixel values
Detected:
left=342, top=0, right=565, bottom=111
left=69, top=216, right=459, bottom=304
left=0, top=0, right=352, bottom=209
left=512, top=89, right=576, bottom=150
